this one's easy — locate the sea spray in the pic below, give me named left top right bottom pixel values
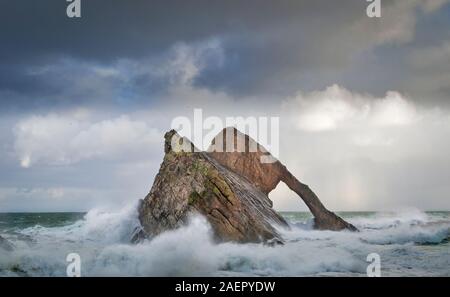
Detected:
left=0, top=207, right=449, bottom=277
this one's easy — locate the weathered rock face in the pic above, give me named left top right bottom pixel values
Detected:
left=138, top=130, right=288, bottom=243
left=138, top=128, right=356, bottom=244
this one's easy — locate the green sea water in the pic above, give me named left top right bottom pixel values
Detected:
left=0, top=212, right=85, bottom=232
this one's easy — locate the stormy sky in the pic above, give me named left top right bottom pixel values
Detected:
left=1, top=0, right=450, bottom=212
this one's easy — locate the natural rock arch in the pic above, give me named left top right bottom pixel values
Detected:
left=207, top=127, right=357, bottom=231
left=137, top=127, right=356, bottom=244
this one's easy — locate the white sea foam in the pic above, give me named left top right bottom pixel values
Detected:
left=349, top=209, right=430, bottom=230
left=20, top=202, right=140, bottom=243
left=0, top=206, right=448, bottom=277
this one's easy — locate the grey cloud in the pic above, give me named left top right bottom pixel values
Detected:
left=402, top=40, right=450, bottom=104
left=4, top=0, right=450, bottom=108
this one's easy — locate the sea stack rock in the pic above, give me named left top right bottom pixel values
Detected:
left=138, top=130, right=288, bottom=243
left=138, top=128, right=356, bottom=244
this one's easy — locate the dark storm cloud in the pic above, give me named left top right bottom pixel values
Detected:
left=1, top=0, right=354, bottom=61
left=0, top=0, right=364, bottom=109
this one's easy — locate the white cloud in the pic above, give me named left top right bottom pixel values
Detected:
left=14, top=114, right=161, bottom=168
left=6, top=82, right=450, bottom=211
left=283, top=84, right=418, bottom=132
left=370, top=91, right=418, bottom=126
left=164, top=39, right=224, bottom=86
left=277, top=84, right=450, bottom=211
left=113, top=38, right=225, bottom=89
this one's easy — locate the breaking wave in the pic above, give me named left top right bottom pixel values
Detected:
left=0, top=206, right=449, bottom=277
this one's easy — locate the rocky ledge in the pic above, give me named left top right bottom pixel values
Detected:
left=137, top=128, right=356, bottom=244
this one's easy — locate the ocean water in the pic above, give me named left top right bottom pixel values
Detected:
left=0, top=205, right=449, bottom=277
